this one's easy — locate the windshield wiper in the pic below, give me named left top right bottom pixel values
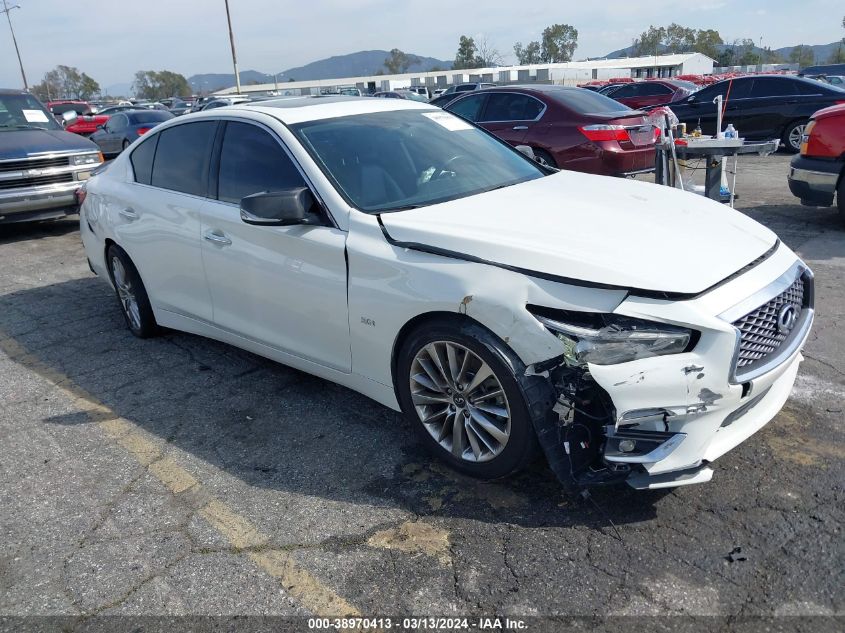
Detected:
left=0, top=124, right=49, bottom=130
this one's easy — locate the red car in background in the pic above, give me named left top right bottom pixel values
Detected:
left=443, top=85, right=656, bottom=176
left=604, top=79, right=698, bottom=109
left=787, top=103, right=845, bottom=224
left=46, top=101, right=109, bottom=136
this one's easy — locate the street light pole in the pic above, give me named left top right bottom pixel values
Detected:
left=1, top=0, right=28, bottom=90
left=223, top=0, right=241, bottom=94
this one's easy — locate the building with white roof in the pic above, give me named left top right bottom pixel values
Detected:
left=214, top=53, right=715, bottom=97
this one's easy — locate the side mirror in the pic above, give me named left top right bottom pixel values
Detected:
left=62, top=110, right=78, bottom=125
left=515, top=145, right=536, bottom=160
left=240, top=187, right=320, bottom=226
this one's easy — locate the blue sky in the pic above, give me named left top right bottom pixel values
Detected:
left=1, top=0, right=842, bottom=91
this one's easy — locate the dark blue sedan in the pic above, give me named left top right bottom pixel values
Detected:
left=90, top=110, right=174, bottom=156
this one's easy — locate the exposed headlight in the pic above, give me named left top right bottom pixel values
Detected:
left=71, top=153, right=103, bottom=166
left=529, top=307, right=695, bottom=366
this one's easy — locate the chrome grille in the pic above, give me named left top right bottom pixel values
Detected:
left=0, top=156, right=71, bottom=172
left=733, top=276, right=805, bottom=369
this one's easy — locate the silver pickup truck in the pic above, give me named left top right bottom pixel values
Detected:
left=1, top=89, right=103, bottom=224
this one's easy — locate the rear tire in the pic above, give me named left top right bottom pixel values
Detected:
left=106, top=245, right=158, bottom=338
left=532, top=148, right=558, bottom=168
left=782, top=120, right=807, bottom=153
left=396, top=318, right=544, bottom=480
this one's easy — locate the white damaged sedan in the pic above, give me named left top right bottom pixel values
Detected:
left=79, top=97, right=813, bottom=490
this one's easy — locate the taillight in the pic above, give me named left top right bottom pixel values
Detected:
left=800, top=120, right=815, bottom=155
left=579, top=124, right=631, bottom=143
left=137, top=127, right=151, bottom=135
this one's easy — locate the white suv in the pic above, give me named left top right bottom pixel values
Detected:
left=79, top=96, right=813, bottom=490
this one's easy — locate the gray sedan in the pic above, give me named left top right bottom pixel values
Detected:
left=89, top=110, right=174, bottom=156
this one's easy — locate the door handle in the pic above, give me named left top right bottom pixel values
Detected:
left=203, top=230, right=232, bottom=246
left=512, top=125, right=529, bottom=130
left=118, top=207, right=138, bottom=221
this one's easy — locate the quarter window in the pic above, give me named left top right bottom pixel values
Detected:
left=129, top=135, right=158, bottom=186
left=150, top=122, right=217, bottom=196
left=217, top=122, right=306, bottom=205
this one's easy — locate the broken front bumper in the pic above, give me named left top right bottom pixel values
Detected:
left=575, top=249, right=813, bottom=489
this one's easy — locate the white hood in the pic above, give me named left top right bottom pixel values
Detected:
left=379, top=171, right=778, bottom=295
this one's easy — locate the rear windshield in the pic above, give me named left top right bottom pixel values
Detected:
left=0, top=93, right=61, bottom=131
left=548, top=89, right=636, bottom=114
left=127, top=111, right=174, bottom=124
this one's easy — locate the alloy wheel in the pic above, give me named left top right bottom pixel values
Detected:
left=788, top=124, right=805, bottom=151
left=409, top=341, right=511, bottom=463
left=111, top=257, right=142, bottom=331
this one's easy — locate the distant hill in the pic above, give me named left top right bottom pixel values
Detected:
left=602, top=40, right=842, bottom=66
left=188, top=49, right=452, bottom=93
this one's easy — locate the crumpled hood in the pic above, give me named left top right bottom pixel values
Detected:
left=0, top=128, right=99, bottom=160
left=379, top=170, right=778, bottom=295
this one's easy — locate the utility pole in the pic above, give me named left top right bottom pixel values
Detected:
left=223, top=0, right=241, bottom=94
left=1, top=0, right=28, bottom=90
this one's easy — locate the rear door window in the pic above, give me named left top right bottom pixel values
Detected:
left=637, top=83, right=673, bottom=96
left=150, top=122, right=217, bottom=196
left=480, top=93, right=544, bottom=122
left=749, top=78, right=798, bottom=98
left=216, top=122, right=306, bottom=205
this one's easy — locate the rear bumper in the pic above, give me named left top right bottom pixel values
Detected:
left=787, top=155, right=842, bottom=206
left=558, top=145, right=656, bottom=177
left=0, top=181, right=81, bottom=223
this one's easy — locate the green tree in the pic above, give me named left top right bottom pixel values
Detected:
left=693, top=29, right=723, bottom=60
left=31, top=65, right=100, bottom=100
left=789, top=45, right=814, bottom=67
left=733, top=39, right=761, bottom=65
left=540, top=23, right=578, bottom=62
left=829, top=17, right=845, bottom=63
left=513, top=40, right=541, bottom=65
left=133, top=70, right=191, bottom=100
left=384, top=48, right=411, bottom=74
left=453, top=35, right=479, bottom=70
left=761, top=47, right=783, bottom=63
left=632, top=25, right=666, bottom=56
left=665, top=23, right=696, bottom=53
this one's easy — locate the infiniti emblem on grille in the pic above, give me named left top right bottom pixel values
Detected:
left=777, top=304, right=798, bottom=334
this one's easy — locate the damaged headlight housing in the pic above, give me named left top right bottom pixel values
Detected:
left=529, top=306, right=695, bottom=366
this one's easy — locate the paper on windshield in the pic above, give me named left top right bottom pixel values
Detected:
left=422, top=111, right=473, bottom=131
left=22, top=109, right=50, bottom=123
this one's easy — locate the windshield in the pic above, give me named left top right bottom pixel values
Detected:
left=291, top=109, right=546, bottom=213
left=0, top=93, right=61, bottom=131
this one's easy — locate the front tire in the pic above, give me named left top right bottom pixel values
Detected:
left=107, top=245, right=158, bottom=338
left=782, top=120, right=807, bottom=153
left=396, top=318, right=542, bottom=479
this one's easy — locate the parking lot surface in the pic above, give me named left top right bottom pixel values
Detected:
left=0, top=154, right=843, bottom=629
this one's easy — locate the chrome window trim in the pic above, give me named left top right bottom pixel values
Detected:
left=719, top=261, right=814, bottom=384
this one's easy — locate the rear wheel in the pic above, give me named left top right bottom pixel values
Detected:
left=107, top=245, right=157, bottom=338
left=782, top=120, right=807, bottom=153
left=396, top=318, right=542, bottom=479
left=532, top=148, right=558, bottom=168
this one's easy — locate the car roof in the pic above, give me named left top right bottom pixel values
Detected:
left=234, top=95, right=435, bottom=124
